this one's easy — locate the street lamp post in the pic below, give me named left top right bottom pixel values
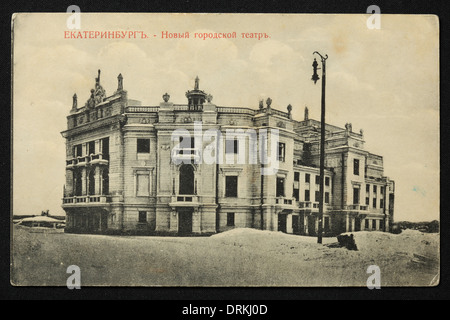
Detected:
left=312, top=51, right=328, bottom=244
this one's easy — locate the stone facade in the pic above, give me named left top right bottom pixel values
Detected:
left=61, top=72, right=395, bottom=236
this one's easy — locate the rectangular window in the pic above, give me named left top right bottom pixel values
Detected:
left=138, top=211, right=147, bottom=223
left=305, top=189, right=310, bottom=202
left=366, top=197, right=370, bottom=205
left=365, top=219, right=369, bottom=229
left=305, top=173, right=310, bottom=183
left=278, top=142, right=286, bottom=162
left=136, top=174, right=150, bottom=196
left=380, top=186, right=384, bottom=194
left=137, top=138, right=150, bottom=153
left=325, top=177, right=330, bottom=186
left=373, top=185, right=377, bottom=193
left=315, top=175, right=320, bottom=185
left=366, top=184, right=370, bottom=193
left=373, top=197, right=377, bottom=209
left=74, top=144, right=82, bottom=157
left=227, top=213, right=235, bottom=226
left=225, top=176, right=238, bottom=197
left=325, top=192, right=330, bottom=204
left=179, top=136, right=195, bottom=155
left=276, top=177, right=285, bottom=197
left=353, top=187, right=360, bottom=205
left=315, top=191, right=320, bottom=202
left=354, top=159, right=360, bottom=176
left=225, top=138, right=239, bottom=154
left=102, top=137, right=109, bottom=160
left=294, top=172, right=300, bottom=182
left=293, top=188, right=299, bottom=201
left=380, top=199, right=384, bottom=209
left=88, top=141, right=95, bottom=155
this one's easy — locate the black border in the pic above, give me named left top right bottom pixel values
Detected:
left=2, top=0, right=449, bottom=303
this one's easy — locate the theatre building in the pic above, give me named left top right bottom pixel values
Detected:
left=61, top=71, right=395, bottom=236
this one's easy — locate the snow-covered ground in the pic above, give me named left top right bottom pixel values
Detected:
left=11, top=225, right=439, bottom=287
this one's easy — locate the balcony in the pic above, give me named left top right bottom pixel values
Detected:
left=275, top=197, right=295, bottom=205
left=62, top=195, right=111, bottom=207
left=169, top=195, right=199, bottom=207
left=299, top=201, right=320, bottom=209
left=345, top=204, right=369, bottom=211
left=65, top=153, right=109, bottom=169
left=171, top=148, right=201, bottom=163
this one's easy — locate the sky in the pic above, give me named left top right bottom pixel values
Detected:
left=12, top=13, right=439, bottom=221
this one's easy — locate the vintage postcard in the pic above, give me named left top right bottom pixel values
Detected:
left=11, top=12, right=439, bottom=287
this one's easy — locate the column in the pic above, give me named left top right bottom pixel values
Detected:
left=286, top=214, right=293, bottom=234
left=95, top=166, right=101, bottom=195
left=81, top=168, right=87, bottom=195
left=345, top=213, right=350, bottom=232
left=351, top=217, right=355, bottom=232
left=169, top=209, right=178, bottom=232
left=315, top=216, right=319, bottom=234
left=304, top=215, right=308, bottom=235
left=192, top=208, right=201, bottom=233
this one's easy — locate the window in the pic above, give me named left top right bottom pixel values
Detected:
left=325, top=177, right=330, bottom=186
left=225, top=176, right=238, bottom=197
left=293, top=188, right=299, bottom=201
left=294, top=172, right=300, bottom=181
left=88, top=170, right=95, bottom=195
left=136, top=173, right=150, bottom=196
left=137, top=139, right=150, bottom=153
left=102, top=137, right=109, bottom=160
left=88, top=141, right=95, bottom=155
left=380, top=199, right=384, bottom=209
left=366, top=184, right=370, bottom=193
left=102, top=168, right=109, bottom=195
left=373, top=197, right=377, bottom=209
left=373, top=185, right=377, bottom=193
left=305, top=189, right=310, bottom=202
left=225, top=138, right=239, bottom=154
left=179, top=136, right=195, bottom=155
left=74, top=170, right=82, bottom=196
left=315, top=191, right=320, bottom=202
left=278, top=142, right=286, bottom=162
left=353, top=187, right=360, bottom=205
left=366, top=197, right=370, bottom=205
left=325, top=192, right=330, bottom=204
left=365, top=219, right=369, bottom=229
left=315, top=175, right=320, bottom=185
left=138, top=211, right=147, bottom=223
left=380, top=186, right=384, bottom=194
left=227, top=213, right=235, bottom=226
left=276, top=177, right=285, bottom=197
left=74, top=144, right=82, bottom=157
left=305, top=173, right=310, bottom=183
left=353, top=159, right=360, bottom=176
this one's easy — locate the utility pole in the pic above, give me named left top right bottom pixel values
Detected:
left=311, top=51, right=328, bottom=244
